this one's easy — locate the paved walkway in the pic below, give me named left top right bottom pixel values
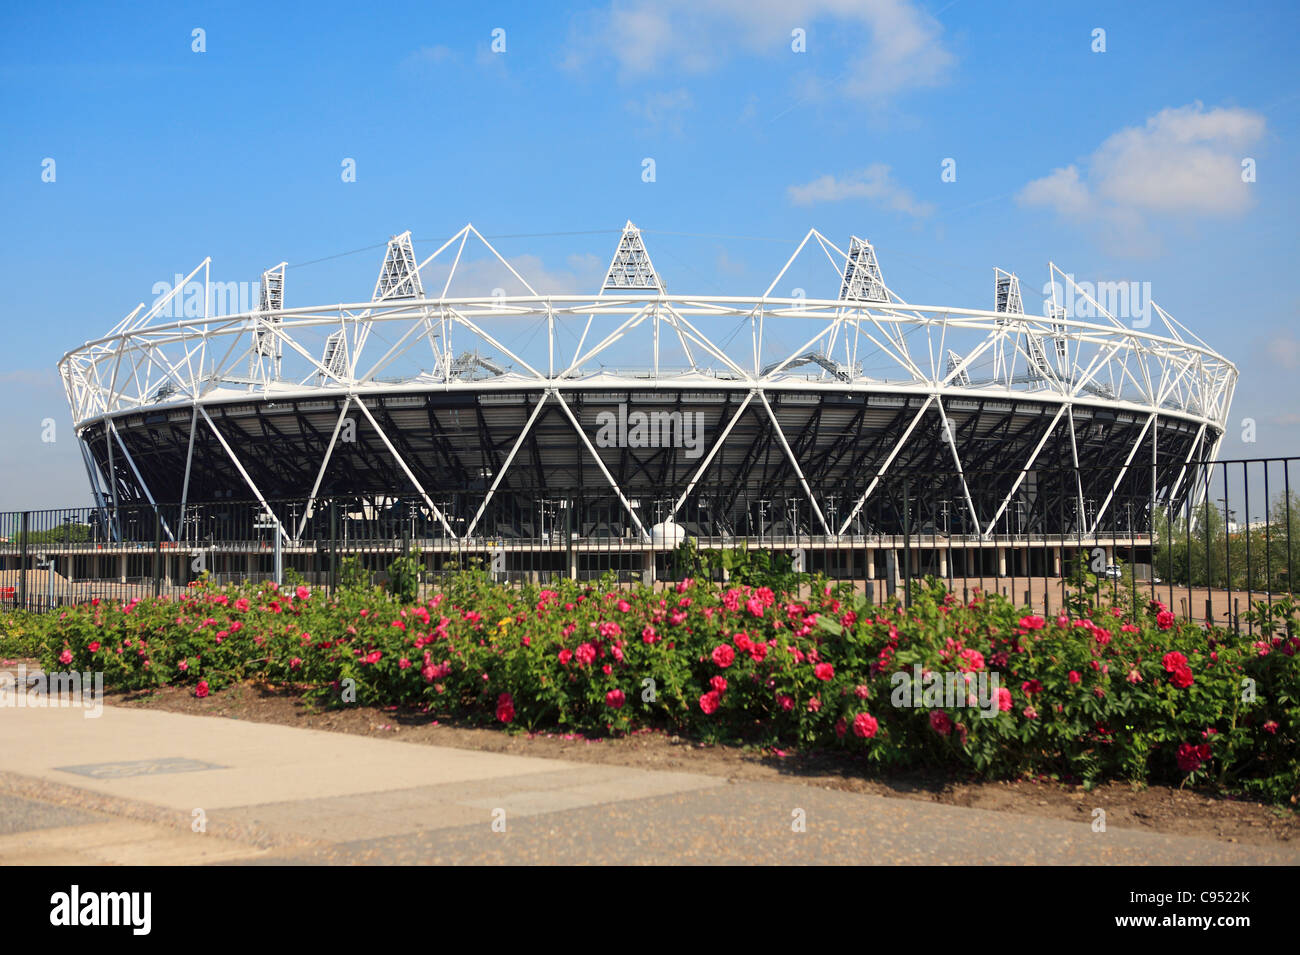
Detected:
left=0, top=704, right=1294, bottom=865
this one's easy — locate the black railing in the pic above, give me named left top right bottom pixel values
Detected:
left=1, top=458, right=1296, bottom=635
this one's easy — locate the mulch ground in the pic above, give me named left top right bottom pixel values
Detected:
left=107, top=678, right=1298, bottom=849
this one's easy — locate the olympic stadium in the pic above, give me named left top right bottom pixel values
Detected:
left=57, top=222, right=1236, bottom=579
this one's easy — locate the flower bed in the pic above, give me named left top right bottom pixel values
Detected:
left=9, top=573, right=1298, bottom=803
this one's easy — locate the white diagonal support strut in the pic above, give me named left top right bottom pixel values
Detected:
left=670, top=391, right=757, bottom=519
left=551, top=390, right=650, bottom=541
left=934, top=397, right=982, bottom=535
left=1088, top=412, right=1157, bottom=537
left=351, top=397, right=457, bottom=539
left=465, top=392, right=550, bottom=538
left=178, top=404, right=199, bottom=523
left=756, top=391, right=831, bottom=536
left=108, top=418, right=175, bottom=542
left=196, top=405, right=290, bottom=544
left=838, top=396, right=935, bottom=536
left=296, top=396, right=355, bottom=540
left=982, top=403, right=1069, bottom=539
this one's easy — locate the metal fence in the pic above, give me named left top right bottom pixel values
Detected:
left=2, top=458, right=1296, bottom=635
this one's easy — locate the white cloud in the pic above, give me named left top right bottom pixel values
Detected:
left=1019, top=103, right=1265, bottom=226
left=1265, top=335, right=1300, bottom=370
left=565, top=0, right=952, bottom=102
left=788, top=163, right=934, bottom=217
left=1017, top=166, right=1093, bottom=219
left=624, top=88, right=694, bottom=134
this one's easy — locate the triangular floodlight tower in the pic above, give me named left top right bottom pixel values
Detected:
left=992, top=267, right=1024, bottom=382
left=350, top=232, right=425, bottom=372
left=374, top=231, right=424, bottom=301
left=946, top=349, right=971, bottom=386
left=602, top=221, right=663, bottom=292
left=1025, top=332, right=1053, bottom=383
left=249, top=262, right=286, bottom=382
left=840, top=237, right=889, bottom=304
left=830, top=235, right=924, bottom=382
left=1042, top=266, right=1075, bottom=381
left=1047, top=302, right=1069, bottom=371
left=568, top=221, right=669, bottom=377
left=994, top=267, right=1023, bottom=317
left=319, top=330, right=349, bottom=384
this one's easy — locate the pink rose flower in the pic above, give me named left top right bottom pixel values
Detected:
left=495, top=692, right=515, bottom=724
left=852, top=712, right=879, bottom=738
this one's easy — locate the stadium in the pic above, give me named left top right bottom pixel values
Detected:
left=56, top=222, right=1236, bottom=581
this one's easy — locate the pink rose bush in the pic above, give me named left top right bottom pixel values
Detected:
left=13, top=572, right=1299, bottom=803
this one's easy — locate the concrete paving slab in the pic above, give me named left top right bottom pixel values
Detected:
left=0, top=820, right=267, bottom=865
left=0, top=703, right=586, bottom=810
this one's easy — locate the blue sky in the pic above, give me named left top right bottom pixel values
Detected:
left=1, top=0, right=1297, bottom=508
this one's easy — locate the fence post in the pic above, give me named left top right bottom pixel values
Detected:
left=153, top=509, right=162, bottom=598
left=902, top=479, right=912, bottom=608
left=18, top=511, right=29, bottom=611
left=329, top=505, right=338, bottom=596
left=566, top=496, right=575, bottom=581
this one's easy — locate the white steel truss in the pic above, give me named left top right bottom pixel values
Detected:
left=60, top=222, right=1237, bottom=541
left=249, top=262, right=286, bottom=381
left=603, top=221, right=663, bottom=291
left=839, top=237, right=889, bottom=303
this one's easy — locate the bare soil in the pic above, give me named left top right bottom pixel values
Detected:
left=108, top=678, right=1298, bottom=849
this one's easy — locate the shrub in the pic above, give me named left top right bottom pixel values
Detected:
left=14, top=573, right=1299, bottom=803
left=386, top=551, right=422, bottom=604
